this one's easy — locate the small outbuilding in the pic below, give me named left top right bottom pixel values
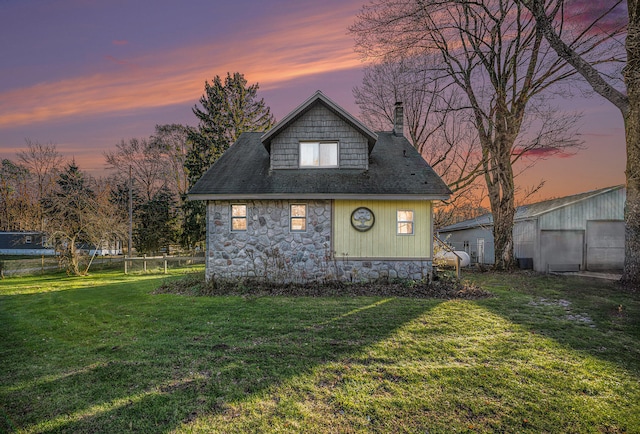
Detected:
left=437, top=185, right=626, bottom=272
left=188, top=91, right=451, bottom=282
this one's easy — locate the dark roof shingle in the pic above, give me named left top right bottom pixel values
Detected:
left=189, top=131, right=451, bottom=200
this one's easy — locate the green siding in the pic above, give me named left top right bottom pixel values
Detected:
left=333, top=200, right=432, bottom=258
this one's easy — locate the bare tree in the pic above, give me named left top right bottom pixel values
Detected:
left=83, top=177, right=128, bottom=273
left=0, top=159, right=32, bottom=231
left=354, top=55, right=484, bottom=189
left=150, top=124, right=194, bottom=198
left=44, top=162, right=126, bottom=275
left=351, top=0, right=612, bottom=269
left=16, top=140, right=63, bottom=230
left=354, top=56, right=487, bottom=227
left=518, top=0, right=637, bottom=284
left=105, top=138, right=168, bottom=203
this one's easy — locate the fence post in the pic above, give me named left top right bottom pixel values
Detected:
left=143, top=254, right=147, bottom=273
left=124, top=258, right=128, bottom=275
left=164, top=254, right=168, bottom=274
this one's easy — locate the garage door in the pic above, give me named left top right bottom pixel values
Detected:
left=586, top=220, right=624, bottom=271
left=540, top=230, right=584, bottom=272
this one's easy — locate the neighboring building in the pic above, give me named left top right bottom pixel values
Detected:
left=0, top=232, right=56, bottom=256
left=87, top=240, right=123, bottom=256
left=0, top=232, right=123, bottom=257
left=188, top=91, right=451, bottom=282
left=437, top=185, right=626, bottom=272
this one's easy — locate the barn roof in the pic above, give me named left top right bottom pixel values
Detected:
left=438, top=185, right=626, bottom=232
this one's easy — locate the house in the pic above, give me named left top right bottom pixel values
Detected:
left=188, top=91, right=451, bottom=282
left=437, top=185, right=626, bottom=272
left=0, top=232, right=56, bottom=256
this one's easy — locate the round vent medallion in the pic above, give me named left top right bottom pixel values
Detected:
left=350, top=207, right=375, bottom=232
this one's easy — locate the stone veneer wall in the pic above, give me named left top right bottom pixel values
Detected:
left=270, top=104, right=369, bottom=170
left=207, top=200, right=433, bottom=282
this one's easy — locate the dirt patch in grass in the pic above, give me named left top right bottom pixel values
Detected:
left=153, top=272, right=491, bottom=299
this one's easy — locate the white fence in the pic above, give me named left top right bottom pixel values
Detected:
left=122, top=255, right=205, bottom=274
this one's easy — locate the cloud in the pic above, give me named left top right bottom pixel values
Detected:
left=112, top=40, right=129, bottom=46
left=516, top=147, right=576, bottom=159
left=0, top=4, right=362, bottom=129
left=564, top=0, right=627, bottom=34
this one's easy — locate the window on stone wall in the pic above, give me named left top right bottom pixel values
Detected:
left=290, top=204, right=307, bottom=232
left=397, top=210, right=414, bottom=235
left=231, top=204, right=247, bottom=231
left=300, top=141, right=338, bottom=167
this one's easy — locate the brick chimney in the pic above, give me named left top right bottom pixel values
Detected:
left=393, top=102, right=404, bottom=136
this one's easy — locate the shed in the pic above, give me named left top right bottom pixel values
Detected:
left=437, top=185, right=626, bottom=272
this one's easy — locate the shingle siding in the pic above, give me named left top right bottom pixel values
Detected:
left=270, top=104, right=368, bottom=170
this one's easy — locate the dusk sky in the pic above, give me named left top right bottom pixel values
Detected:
left=0, top=0, right=627, bottom=202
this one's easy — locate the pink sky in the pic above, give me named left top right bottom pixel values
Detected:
left=0, top=0, right=626, bottom=202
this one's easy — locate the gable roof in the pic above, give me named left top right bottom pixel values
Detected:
left=261, top=91, right=378, bottom=154
left=188, top=131, right=451, bottom=200
left=438, top=185, right=626, bottom=232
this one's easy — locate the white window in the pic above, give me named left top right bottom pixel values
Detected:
left=25, top=235, right=32, bottom=244
left=397, top=210, right=414, bottom=235
left=290, top=204, right=307, bottom=232
left=300, top=141, right=338, bottom=167
left=231, top=204, right=247, bottom=231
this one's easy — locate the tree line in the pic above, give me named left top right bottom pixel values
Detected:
left=1, top=73, right=273, bottom=275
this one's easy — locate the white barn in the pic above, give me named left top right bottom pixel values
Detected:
left=437, top=186, right=626, bottom=272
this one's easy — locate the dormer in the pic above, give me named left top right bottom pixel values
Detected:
left=261, top=91, right=378, bottom=170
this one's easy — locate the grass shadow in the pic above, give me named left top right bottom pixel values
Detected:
left=1, top=274, right=440, bottom=433
left=469, top=271, right=640, bottom=374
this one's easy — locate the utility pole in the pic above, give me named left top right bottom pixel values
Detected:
left=128, top=165, right=133, bottom=258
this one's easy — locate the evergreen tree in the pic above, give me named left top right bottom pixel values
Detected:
left=134, top=188, right=176, bottom=255
left=182, top=72, right=274, bottom=249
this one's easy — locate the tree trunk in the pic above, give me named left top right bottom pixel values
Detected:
left=623, top=179, right=640, bottom=287
left=492, top=197, right=516, bottom=270
left=69, top=241, right=82, bottom=276
left=486, top=141, right=517, bottom=271
left=622, top=0, right=640, bottom=287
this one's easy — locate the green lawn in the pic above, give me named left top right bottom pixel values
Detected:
left=1, top=269, right=639, bottom=433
